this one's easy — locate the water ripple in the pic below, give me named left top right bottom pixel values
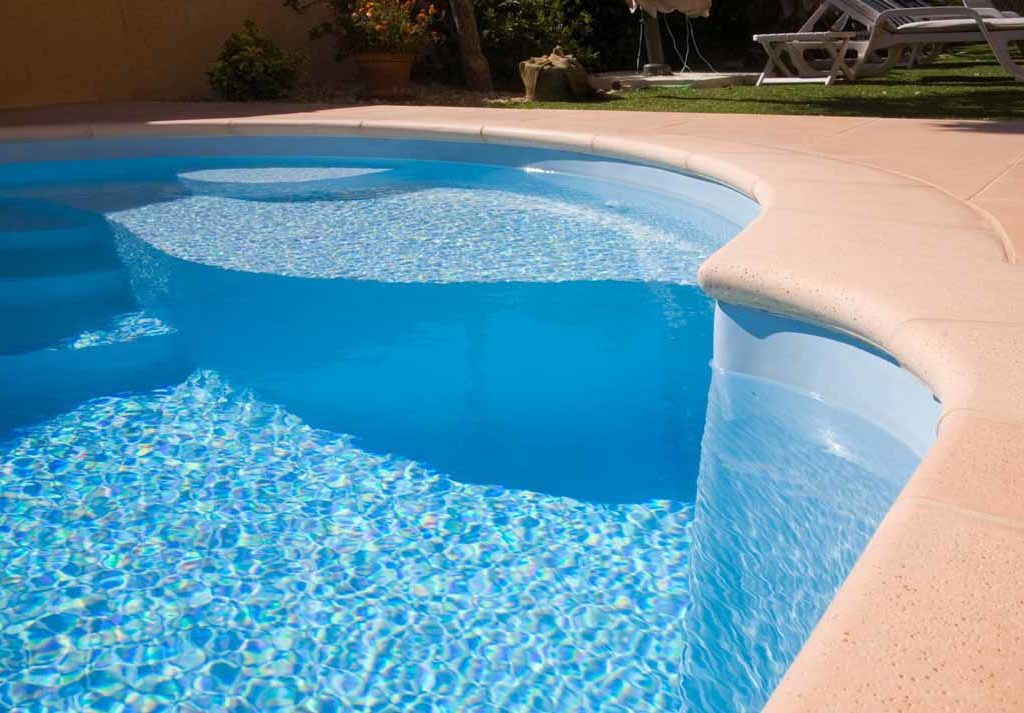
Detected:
left=0, top=372, right=693, bottom=712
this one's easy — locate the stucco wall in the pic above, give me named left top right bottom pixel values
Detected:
left=0, top=0, right=346, bottom=109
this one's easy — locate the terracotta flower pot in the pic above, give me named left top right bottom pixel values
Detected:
left=355, top=53, right=415, bottom=98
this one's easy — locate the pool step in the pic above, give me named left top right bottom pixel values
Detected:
left=0, top=198, right=121, bottom=278
left=0, top=198, right=187, bottom=435
left=0, top=237, right=122, bottom=278
left=0, top=225, right=107, bottom=254
left=0, top=271, right=135, bottom=355
left=0, top=328, right=190, bottom=437
left=0, top=214, right=121, bottom=280
left=0, top=196, right=141, bottom=354
left=0, top=197, right=106, bottom=245
left=0, top=269, right=130, bottom=307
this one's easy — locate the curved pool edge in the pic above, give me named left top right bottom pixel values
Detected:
left=3, top=109, right=1023, bottom=712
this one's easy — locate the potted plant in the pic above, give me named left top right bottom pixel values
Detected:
left=287, top=0, right=442, bottom=97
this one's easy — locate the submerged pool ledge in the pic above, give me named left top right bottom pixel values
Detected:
left=4, top=107, right=1024, bottom=712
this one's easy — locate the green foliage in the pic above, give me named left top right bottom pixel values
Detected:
left=474, top=0, right=597, bottom=86
left=285, top=0, right=442, bottom=57
left=208, top=21, right=302, bottom=101
left=579, top=1, right=642, bottom=71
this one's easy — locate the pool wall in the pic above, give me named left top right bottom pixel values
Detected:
left=0, top=136, right=759, bottom=229
left=2, top=107, right=1022, bottom=711
left=684, top=305, right=939, bottom=711
left=712, top=304, right=939, bottom=457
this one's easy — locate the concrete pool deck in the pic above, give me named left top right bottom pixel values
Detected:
left=2, top=102, right=1023, bottom=712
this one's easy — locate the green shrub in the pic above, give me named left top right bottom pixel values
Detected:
left=474, top=0, right=596, bottom=87
left=208, top=21, right=303, bottom=101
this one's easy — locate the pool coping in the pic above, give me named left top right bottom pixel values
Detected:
left=3, top=105, right=1024, bottom=712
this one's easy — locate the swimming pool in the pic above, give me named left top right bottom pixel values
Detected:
left=0, top=137, right=938, bottom=711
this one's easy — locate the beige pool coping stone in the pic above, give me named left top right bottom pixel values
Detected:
left=3, top=102, right=1024, bottom=712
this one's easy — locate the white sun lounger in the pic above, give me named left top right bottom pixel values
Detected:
left=769, top=0, right=1024, bottom=81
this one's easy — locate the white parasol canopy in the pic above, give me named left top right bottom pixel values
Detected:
left=625, top=0, right=711, bottom=17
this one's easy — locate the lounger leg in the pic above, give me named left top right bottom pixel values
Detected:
left=916, top=43, right=944, bottom=66
left=757, top=61, right=770, bottom=87
left=851, top=45, right=904, bottom=79
left=833, top=38, right=855, bottom=82
left=964, top=15, right=1024, bottom=82
left=757, top=42, right=793, bottom=86
left=991, top=36, right=1024, bottom=81
left=908, top=44, right=921, bottom=68
left=829, top=12, right=851, bottom=33
left=787, top=45, right=821, bottom=77
left=814, top=39, right=852, bottom=85
left=906, top=43, right=942, bottom=68
left=907, top=44, right=941, bottom=69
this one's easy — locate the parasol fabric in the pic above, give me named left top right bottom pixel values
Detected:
left=625, top=0, right=711, bottom=17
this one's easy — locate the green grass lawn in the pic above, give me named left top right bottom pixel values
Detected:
left=525, top=47, right=1024, bottom=120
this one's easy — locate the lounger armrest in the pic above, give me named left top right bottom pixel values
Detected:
left=875, top=6, right=985, bottom=29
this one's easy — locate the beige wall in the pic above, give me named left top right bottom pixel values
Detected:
left=0, top=0, right=347, bottom=109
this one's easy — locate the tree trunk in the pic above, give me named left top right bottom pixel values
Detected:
left=642, top=11, right=666, bottom=65
left=449, top=0, right=492, bottom=92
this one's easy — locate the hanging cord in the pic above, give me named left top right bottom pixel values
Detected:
left=687, top=15, right=718, bottom=73
left=635, top=15, right=645, bottom=73
left=665, top=13, right=691, bottom=72
left=635, top=11, right=716, bottom=75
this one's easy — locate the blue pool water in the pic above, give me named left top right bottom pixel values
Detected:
left=0, top=138, right=935, bottom=711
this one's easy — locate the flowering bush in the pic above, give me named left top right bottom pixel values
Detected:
left=349, top=0, right=440, bottom=53
left=286, top=0, right=442, bottom=56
